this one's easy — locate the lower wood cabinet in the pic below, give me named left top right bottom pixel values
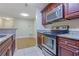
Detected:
left=58, top=43, right=79, bottom=56
left=57, top=37, right=79, bottom=56
left=0, top=35, right=15, bottom=56
left=37, top=32, right=44, bottom=49
left=11, top=40, right=15, bottom=55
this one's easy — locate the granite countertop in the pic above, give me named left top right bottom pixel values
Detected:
left=37, top=30, right=51, bottom=33
left=37, top=30, right=79, bottom=40
left=57, top=33, right=79, bottom=40
left=0, top=34, right=14, bottom=44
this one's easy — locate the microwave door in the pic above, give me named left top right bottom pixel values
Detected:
left=47, top=11, right=57, bottom=22
left=47, top=4, right=63, bottom=23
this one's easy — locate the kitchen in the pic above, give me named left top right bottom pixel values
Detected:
left=36, top=3, right=79, bottom=56
left=0, top=3, right=79, bottom=56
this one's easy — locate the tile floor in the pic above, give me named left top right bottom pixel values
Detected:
left=13, top=46, right=44, bottom=56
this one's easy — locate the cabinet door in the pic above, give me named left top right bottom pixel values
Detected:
left=64, top=3, right=79, bottom=19
left=58, top=41, right=79, bottom=56
left=37, top=33, right=43, bottom=49
left=68, top=4, right=79, bottom=14
left=42, top=10, right=47, bottom=25
left=46, top=3, right=59, bottom=12
left=37, top=33, right=41, bottom=45
left=57, top=36, right=79, bottom=56
left=58, top=45, right=74, bottom=56
left=12, top=40, right=15, bottom=55
left=0, top=36, right=14, bottom=56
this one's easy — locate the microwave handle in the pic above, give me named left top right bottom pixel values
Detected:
left=56, top=11, right=58, bottom=17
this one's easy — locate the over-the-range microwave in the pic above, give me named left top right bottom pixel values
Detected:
left=46, top=4, right=64, bottom=23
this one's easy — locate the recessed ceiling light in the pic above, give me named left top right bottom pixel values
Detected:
left=20, top=13, right=29, bottom=17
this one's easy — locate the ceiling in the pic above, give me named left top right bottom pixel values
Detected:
left=0, top=3, right=48, bottom=20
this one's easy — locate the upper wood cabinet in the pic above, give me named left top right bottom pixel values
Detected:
left=64, top=3, right=79, bottom=19
left=41, top=10, right=47, bottom=25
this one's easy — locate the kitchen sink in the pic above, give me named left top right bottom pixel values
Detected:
left=0, top=35, right=6, bottom=38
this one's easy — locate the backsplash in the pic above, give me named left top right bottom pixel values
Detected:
left=44, top=18, right=79, bottom=35
left=45, top=18, right=79, bottom=29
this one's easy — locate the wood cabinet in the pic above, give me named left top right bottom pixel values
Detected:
left=64, top=3, right=79, bottom=19
left=12, top=40, right=15, bottom=55
left=41, top=3, right=61, bottom=25
left=0, top=35, right=15, bottom=56
left=41, top=10, right=47, bottom=25
left=37, top=32, right=44, bottom=49
left=41, top=3, right=79, bottom=24
left=57, top=36, right=79, bottom=56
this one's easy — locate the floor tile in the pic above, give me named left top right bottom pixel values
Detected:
left=14, top=46, right=44, bottom=56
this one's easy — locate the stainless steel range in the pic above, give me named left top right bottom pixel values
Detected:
left=42, top=25, right=69, bottom=56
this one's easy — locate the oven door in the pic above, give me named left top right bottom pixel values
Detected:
left=42, top=46, right=55, bottom=56
left=42, top=35, right=56, bottom=55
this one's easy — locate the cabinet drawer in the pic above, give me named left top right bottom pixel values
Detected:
left=58, top=37, right=78, bottom=48
left=58, top=44, right=79, bottom=56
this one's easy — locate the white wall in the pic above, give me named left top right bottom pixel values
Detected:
left=15, top=19, right=36, bottom=38
left=35, top=8, right=45, bottom=30
left=35, top=8, right=46, bottom=46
